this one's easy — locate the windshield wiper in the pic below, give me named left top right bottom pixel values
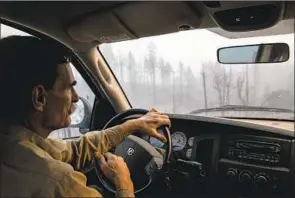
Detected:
left=190, top=105, right=294, bottom=114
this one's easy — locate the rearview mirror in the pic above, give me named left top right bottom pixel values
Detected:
left=217, top=43, right=289, bottom=64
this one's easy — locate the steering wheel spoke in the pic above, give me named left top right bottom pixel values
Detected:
left=145, top=157, right=164, bottom=176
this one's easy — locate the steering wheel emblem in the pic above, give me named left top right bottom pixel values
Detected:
left=127, top=147, right=135, bottom=156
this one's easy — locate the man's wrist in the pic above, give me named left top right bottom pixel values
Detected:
left=116, top=189, right=135, bottom=198
left=114, top=175, right=134, bottom=192
left=121, top=119, right=142, bottom=135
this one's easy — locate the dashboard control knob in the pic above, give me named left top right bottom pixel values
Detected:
left=226, top=168, right=237, bottom=178
left=239, top=171, right=253, bottom=184
left=255, top=173, right=269, bottom=189
left=255, top=175, right=267, bottom=184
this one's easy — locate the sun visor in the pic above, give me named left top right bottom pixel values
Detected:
left=67, top=2, right=201, bottom=43
left=67, top=12, right=134, bottom=43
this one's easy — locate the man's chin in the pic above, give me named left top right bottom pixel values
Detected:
left=54, top=117, right=71, bottom=129
left=64, top=116, right=72, bottom=127
left=46, top=116, right=72, bottom=132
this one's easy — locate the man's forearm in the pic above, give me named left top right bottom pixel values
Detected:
left=91, top=119, right=141, bottom=158
left=59, top=120, right=141, bottom=170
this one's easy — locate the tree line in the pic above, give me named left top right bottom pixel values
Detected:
left=100, top=41, right=294, bottom=114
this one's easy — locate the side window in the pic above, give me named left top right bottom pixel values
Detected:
left=1, top=24, right=95, bottom=139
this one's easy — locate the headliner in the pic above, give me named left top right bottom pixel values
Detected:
left=0, top=1, right=293, bottom=52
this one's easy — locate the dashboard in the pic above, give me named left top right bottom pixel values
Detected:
left=84, top=113, right=294, bottom=198
left=144, top=114, right=295, bottom=198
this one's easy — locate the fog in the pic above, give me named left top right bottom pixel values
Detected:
left=99, top=29, right=294, bottom=117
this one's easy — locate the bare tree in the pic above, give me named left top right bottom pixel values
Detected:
left=203, top=61, right=233, bottom=108
left=164, top=62, right=173, bottom=83
left=225, top=65, right=232, bottom=105
left=117, top=53, right=127, bottom=83
left=245, top=64, right=249, bottom=104
left=127, top=51, right=137, bottom=88
left=178, top=61, right=185, bottom=103
left=144, top=42, right=158, bottom=103
left=252, top=64, right=260, bottom=105
left=100, top=44, right=119, bottom=74
left=143, top=57, right=150, bottom=87
left=158, top=60, right=173, bottom=92
left=236, top=72, right=248, bottom=105
left=183, top=66, right=200, bottom=111
left=201, top=65, right=208, bottom=109
left=172, top=69, right=177, bottom=113
left=213, top=69, right=224, bottom=106
left=211, top=63, right=226, bottom=106
left=185, top=66, right=197, bottom=86
left=235, top=65, right=251, bottom=105
left=158, top=57, right=166, bottom=88
left=158, top=61, right=174, bottom=111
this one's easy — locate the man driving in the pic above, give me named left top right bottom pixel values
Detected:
left=0, top=36, right=171, bottom=197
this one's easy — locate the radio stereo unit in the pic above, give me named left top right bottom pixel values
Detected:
left=221, top=136, right=291, bottom=167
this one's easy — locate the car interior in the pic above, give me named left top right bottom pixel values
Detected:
left=0, top=1, right=294, bottom=198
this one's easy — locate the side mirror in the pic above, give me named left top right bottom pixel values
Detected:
left=217, top=43, right=289, bottom=64
left=69, top=97, right=92, bottom=134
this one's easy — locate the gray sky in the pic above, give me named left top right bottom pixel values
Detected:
left=101, top=28, right=294, bottom=75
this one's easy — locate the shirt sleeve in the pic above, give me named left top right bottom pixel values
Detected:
left=57, top=125, right=131, bottom=170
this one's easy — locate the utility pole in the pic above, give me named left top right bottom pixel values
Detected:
left=246, top=64, right=249, bottom=104
left=202, top=68, right=208, bottom=109
left=172, top=71, right=176, bottom=113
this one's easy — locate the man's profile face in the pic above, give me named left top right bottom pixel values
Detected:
left=43, top=63, right=79, bottom=130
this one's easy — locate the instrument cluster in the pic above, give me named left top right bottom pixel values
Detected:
left=144, top=130, right=196, bottom=159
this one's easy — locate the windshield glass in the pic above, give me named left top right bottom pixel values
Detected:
left=99, top=28, right=294, bottom=120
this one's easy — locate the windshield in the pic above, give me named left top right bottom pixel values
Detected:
left=99, top=28, right=294, bottom=120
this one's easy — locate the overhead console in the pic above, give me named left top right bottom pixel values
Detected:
left=203, top=1, right=285, bottom=31
left=217, top=134, right=292, bottom=197
left=67, top=1, right=287, bottom=44
left=67, top=1, right=201, bottom=43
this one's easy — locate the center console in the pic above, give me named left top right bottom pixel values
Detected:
left=217, top=135, right=292, bottom=197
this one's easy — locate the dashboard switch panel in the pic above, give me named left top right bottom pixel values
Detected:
left=218, top=157, right=291, bottom=197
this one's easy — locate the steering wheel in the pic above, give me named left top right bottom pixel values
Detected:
left=93, top=108, right=172, bottom=194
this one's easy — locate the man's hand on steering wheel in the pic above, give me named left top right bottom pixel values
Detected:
left=95, top=108, right=172, bottom=195
left=125, top=108, right=171, bottom=143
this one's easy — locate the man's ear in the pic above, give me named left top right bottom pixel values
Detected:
left=32, top=85, right=48, bottom=112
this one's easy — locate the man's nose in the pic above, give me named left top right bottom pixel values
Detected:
left=72, top=88, right=79, bottom=103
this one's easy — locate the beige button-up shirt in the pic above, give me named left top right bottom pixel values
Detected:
left=0, top=124, right=132, bottom=197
